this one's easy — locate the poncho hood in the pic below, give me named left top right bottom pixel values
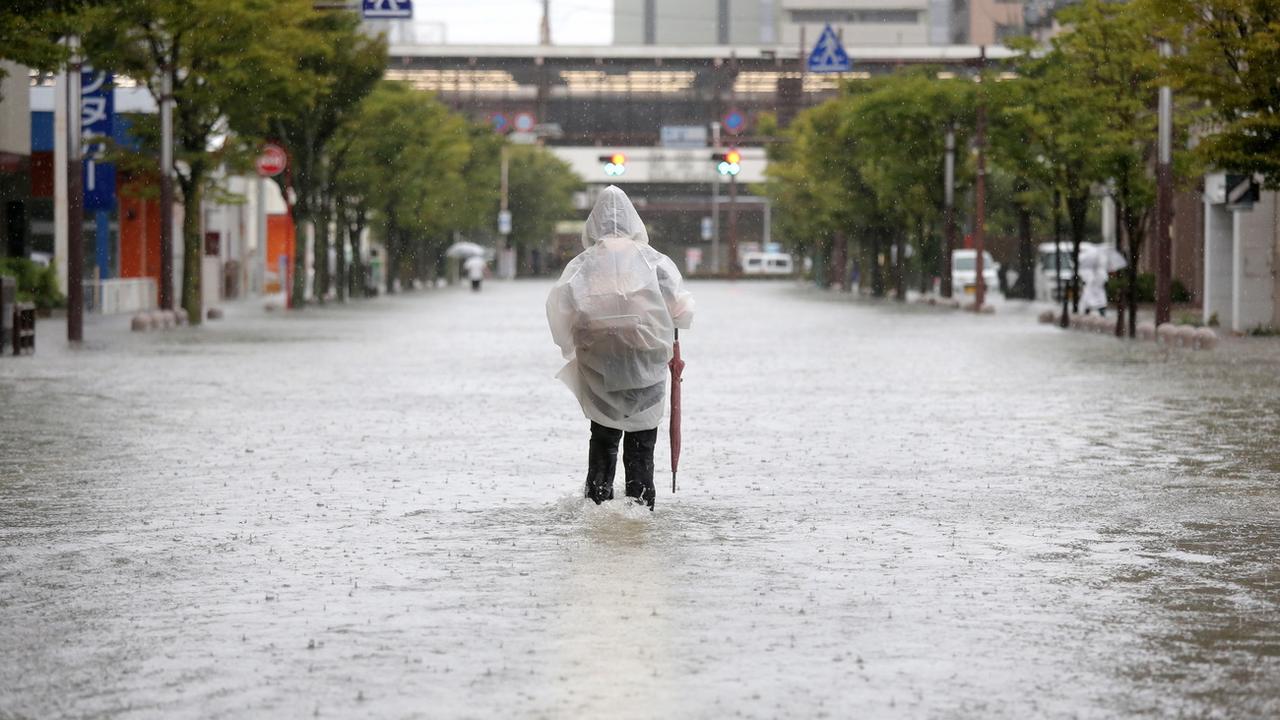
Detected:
left=582, top=185, right=649, bottom=249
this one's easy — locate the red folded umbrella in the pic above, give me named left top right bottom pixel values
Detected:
left=669, top=329, right=685, bottom=493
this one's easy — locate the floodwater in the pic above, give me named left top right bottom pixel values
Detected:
left=2, top=281, right=1278, bottom=719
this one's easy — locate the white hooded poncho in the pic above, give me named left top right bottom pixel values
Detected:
left=546, top=186, right=695, bottom=432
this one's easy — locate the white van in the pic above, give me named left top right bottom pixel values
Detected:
left=742, top=251, right=794, bottom=275
left=1035, top=242, right=1075, bottom=302
left=951, top=249, right=1000, bottom=297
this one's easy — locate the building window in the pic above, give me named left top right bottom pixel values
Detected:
left=789, top=9, right=922, bottom=24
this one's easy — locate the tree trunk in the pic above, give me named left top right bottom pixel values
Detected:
left=315, top=189, right=331, bottom=303
left=348, top=211, right=366, bottom=299
left=1066, top=187, right=1089, bottom=314
left=1054, top=190, right=1068, bottom=328
left=290, top=214, right=308, bottom=309
left=894, top=232, right=906, bottom=302
left=833, top=232, right=848, bottom=292
left=1012, top=182, right=1036, bottom=300
left=334, top=197, right=347, bottom=303
left=870, top=234, right=885, bottom=298
left=179, top=175, right=203, bottom=325
left=384, top=216, right=398, bottom=295
left=1123, top=204, right=1143, bottom=339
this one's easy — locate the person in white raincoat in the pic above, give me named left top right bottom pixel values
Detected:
left=546, top=186, right=694, bottom=509
left=1079, top=243, right=1125, bottom=316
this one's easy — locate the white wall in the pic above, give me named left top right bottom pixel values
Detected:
left=0, top=62, right=31, bottom=156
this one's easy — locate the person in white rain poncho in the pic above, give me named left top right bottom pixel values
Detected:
left=547, top=186, right=694, bottom=509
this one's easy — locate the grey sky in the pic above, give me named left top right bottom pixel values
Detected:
left=404, top=0, right=615, bottom=45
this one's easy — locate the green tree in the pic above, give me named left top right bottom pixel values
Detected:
left=505, top=144, right=582, bottom=275
left=1156, top=0, right=1280, bottom=188
left=846, top=71, right=974, bottom=299
left=267, top=8, right=385, bottom=307
left=0, top=1, right=86, bottom=88
left=338, top=82, right=471, bottom=293
left=1001, top=33, right=1110, bottom=315
left=82, top=0, right=316, bottom=323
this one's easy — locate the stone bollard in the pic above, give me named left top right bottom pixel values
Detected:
left=131, top=313, right=150, bottom=332
left=146, top=311, right=162, bottom=330
left=158, top=310, right=176, bottom=329
left=1175, top=325, right=1198, bottom=348
left=1137, top=321, right=1156, bottom=341
left=174, top=308, right=189, bottom=326
left=207, top=307, right=224, bottom=320
left=1194, top=327, right=1218, bottom=350
left=1156, top=323, right=1177, bottom=346
left=1038, top=310, right=1056, bottom=324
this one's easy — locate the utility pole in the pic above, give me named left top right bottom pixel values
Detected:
left=1154, top=40, right=1174, bottom=327
left=66, top=37, right=84, bottom=343
left=159, top=62, right=175, bottom=311
left=943, top=123, right=956, bottom=298
left=539, top=0, right=551, bottom=45
left=972, top=46, right=987, bottom=311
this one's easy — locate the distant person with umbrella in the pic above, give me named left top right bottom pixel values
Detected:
left=464, top=255, right=488, bottom=292
left=546, top=186, right=695, bottom=510
left=1079, top=243, right=1128, bottom=317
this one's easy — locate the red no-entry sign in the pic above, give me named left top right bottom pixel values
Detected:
left=256, top=144, right=287, bottom=177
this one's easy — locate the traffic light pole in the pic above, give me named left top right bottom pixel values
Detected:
left=710, top=122, right=721, bottom=274
left=728, top=170, right=739, bottom=278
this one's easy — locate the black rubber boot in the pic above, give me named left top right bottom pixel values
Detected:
left=623, top=428, right=658, bottom=510
left=586, top=422, right=622, bottom=504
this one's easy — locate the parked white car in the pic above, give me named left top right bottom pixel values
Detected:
left=1034, top=242, right=1075, bottom=302
left=742, top=251, right=794, bottom=275
left=951, top=249, right=999, bottom=297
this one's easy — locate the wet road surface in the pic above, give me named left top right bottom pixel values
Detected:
left=2, top=281, right=1278, bottom=718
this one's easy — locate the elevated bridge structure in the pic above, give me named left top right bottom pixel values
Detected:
left=385, top=44, right=1014, bottom=271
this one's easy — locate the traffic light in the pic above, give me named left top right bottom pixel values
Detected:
left=599, top=152, right=626, bottom=177
left=711, top=148, right=741, bottom=176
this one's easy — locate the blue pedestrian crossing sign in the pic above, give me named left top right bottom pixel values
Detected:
left=362, top=0, right=412, bottom=19
left=807, top=25, right=852, bottom=73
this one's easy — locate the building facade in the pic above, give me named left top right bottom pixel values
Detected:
left=613, top=0, right=1026, bottom=48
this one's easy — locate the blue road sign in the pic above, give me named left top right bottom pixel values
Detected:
left=362, top=0, right=412, bottom=19
left=807, top=25, right=852, bottom=73
left=722, top=109, right=745, bottom=134
left=80, top=66, right=116, bottom=212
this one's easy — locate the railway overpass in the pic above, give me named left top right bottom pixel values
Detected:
left=387, top=43, right=1013, bottom=271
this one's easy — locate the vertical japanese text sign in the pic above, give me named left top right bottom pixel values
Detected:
left=81, top=66, right=116, bottom=211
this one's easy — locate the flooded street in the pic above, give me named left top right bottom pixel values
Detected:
left=2, top=281, right=1278, bottom=719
